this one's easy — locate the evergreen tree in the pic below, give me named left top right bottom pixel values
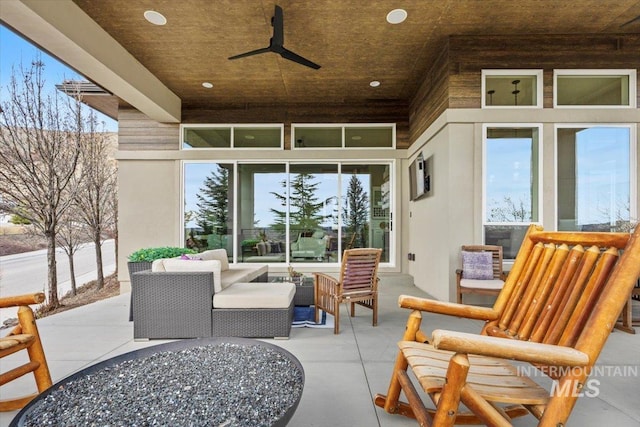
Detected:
left=270, top=173, right=325, bottom=234
left=343, top=173, right=369, bottom=247
left=196, top=165, right=229, bottom=235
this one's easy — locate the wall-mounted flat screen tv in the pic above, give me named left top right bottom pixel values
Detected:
left=409, top=153, right=432, bottom=201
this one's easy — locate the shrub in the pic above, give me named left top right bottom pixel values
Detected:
left=241, top=239, right=261, bottom=248
left=128, top=247, right=196, bottom=262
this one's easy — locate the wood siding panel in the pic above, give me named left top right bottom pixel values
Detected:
left=118, top=108, right=179, bottom=150
left=409, top=43, right=451, bottom=143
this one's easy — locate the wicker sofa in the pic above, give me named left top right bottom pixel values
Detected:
left=131, top=249, right=295, bottom=340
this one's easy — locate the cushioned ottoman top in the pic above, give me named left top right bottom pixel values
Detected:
left=213, top=282, right=295, bottom=309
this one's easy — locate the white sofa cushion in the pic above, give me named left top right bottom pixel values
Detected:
left=459, top=278, right=504, bottom=290
left=221, top=265, right=268, bottom=289
left=197, top=249, right=229, bottom=271
left=213, top=282, right=295, bottom=309
left=153, top=258, right=224, bottom=293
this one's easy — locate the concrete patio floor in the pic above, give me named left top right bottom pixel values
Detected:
left=2, top=275, right=640, bottom=426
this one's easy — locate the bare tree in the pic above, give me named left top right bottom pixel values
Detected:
left=0, top=59, right=83, bottom=307
left=56, top=206, right=89, bottom=296
left=74, top=109, right=117, bottom=290
left=488, top=195, right=531, bottom=222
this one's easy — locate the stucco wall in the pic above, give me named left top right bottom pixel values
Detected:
left=406, top=124, right=476, bottom=301
left=118, top=160, right=181, bottom=290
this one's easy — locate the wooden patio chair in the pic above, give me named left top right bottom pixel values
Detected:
left=0, top=293, right=52, bottom=411
left=314, top=248, right=382, bottom=334
left=456, top=244, right=505, bottom=304
left=375, top=224, right=640, bottom=427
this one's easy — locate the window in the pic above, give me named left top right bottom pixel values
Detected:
left=237, top=163, right=287, bottom=263
left=182, top=125, right=283, bottom=149
left=293, top=127, right=341, bottom=148
left=483, top=125, right=541, bottom=259
left=556, top=126, right=634, bottom=232
left=292, top=124, right=395, bottom=149
left=482, top=70, right=543, bottom=108
left=183, top=127, right=231, bottom=149
left=184, top=161, right=393, bottom=264
left=342, top=164, right=391, bottom=262
left=345, top=126, right=393, bottom=148
left=183, top=162, right=233, bottom=257
left=554, top=70, right=636, bottom=107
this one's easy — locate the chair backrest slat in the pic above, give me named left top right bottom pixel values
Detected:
left=558, top=247, right=619, bottom=347
left=484, top=224, right=640, bottom=366
left=507, top=243, right=557, bottom=336
left=543, top=246, right=600, bottom=345
left=517, top=244, right=569, bottom=340
left=499, top=242, right=545, bottom=330
left=529, top=245, right=585, bottom=342
left=340, top=248, right=382, bottom=293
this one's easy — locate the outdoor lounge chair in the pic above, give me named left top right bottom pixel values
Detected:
left=375, top=224, right=640, bottom=426
left=0, top=293, right=52, bottom=411
left=456, top=244, right=505, bottom=303
left=314, top=248, right=382, bottom=334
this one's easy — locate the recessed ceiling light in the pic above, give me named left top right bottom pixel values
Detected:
left=386, top=9, right=407, bottom=24
left=202, top=82, right=213, bottom=88
left=144, top=10, right=167, bottom=26
left=370, top=80, right=381, bottom=87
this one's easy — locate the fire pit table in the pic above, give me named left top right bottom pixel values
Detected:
left=11, top=337, right=304, bottom=427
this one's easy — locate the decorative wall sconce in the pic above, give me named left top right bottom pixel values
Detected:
left=512, top=79, right=521, bottom=105
left=487, top=89, right=495, bottom=106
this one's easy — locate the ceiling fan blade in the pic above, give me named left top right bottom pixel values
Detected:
left=229, top=5, right=320, bottom=69
left=280, top=48, right=321, bottom=70
left=620, top=14, right=640, bottom=27
left=272, top=5, right=284, bottom=47
left=228, top=47, right=271, bottom=60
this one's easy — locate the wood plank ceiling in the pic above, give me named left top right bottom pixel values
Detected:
left=71, top=0, right=640, bottom=112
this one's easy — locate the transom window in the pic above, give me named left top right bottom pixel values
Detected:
left=482, top=70, right=543, bottom=108
left=182, top=125, right=283, bottom=149
left=292, top=124, right=395, bottom=149
left=554, top=70, right=636, bottom=107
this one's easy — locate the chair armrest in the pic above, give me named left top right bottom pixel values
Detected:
left=399, top=295, right=499, bottom=321
left=315, top=272, right=339, bottom=296
left=431, top=329, right=590, bottom=367
left=315, top=272, right=339, bottom=285
left=0, top=293, right=45, bottom=308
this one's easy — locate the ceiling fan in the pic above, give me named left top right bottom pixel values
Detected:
left=228, top=5, right=321, bottom=70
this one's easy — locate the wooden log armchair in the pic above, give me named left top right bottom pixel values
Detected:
left=375, top=224, right=640, bottom=426
left=314, top=248, right=382, bottom=334
left=0, top=293, right=52, bottom=411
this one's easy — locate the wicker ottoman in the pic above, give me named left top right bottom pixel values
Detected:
left=212, top=282, right=296, bottom=339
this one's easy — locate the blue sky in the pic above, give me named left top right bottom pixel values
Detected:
left=0, top=25, right=117, bottom=131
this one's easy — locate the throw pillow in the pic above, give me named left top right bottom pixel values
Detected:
left=461, top=251, right=494, bottom=280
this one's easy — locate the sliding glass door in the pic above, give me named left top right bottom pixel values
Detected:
left=184, top=161, right=393, bottom=264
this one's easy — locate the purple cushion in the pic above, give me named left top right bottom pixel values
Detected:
left=461, top=251, right=494, bottom=280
